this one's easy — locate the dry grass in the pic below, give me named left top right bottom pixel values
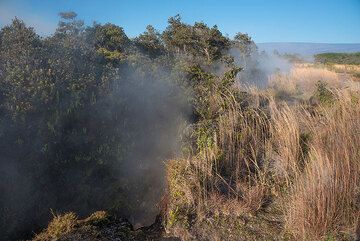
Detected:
left=165, top=90, right=275, bottom=240
left=330, top=64, right=360, bottom=74
left=268, top=66, right=342, bottom=100
left=33, top=211, right=109, bottom=241
left=268, top=101, right=303, bottom=184
left=329, top=64, right=360, bottom=82
left=283, top=92, right=360, bottom=240
left=33, top=211, right=78, bottom=241
left=166, top=83, right=360, bottom=240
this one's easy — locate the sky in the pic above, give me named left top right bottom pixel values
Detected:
left=0, top=0, right=359, bottom=43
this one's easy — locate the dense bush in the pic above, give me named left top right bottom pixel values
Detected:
left=0, top=12, right=255, bottom=240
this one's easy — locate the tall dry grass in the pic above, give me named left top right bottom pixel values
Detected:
left=166, top=78, right=360, bottom=240
left=283, top=92, right=360, bottom=240
left=269, top=101, right=304, bottom=184
left=269, top=65, right=360, bottom=102
left=169, top=93, right=270, bottom=201
left=216, top=93, right=270, bottom=211
left=165, top=90, right=272, bottom=239
left=330, top=64, right=360, bottom=74
left=329, top=64, right=360, bottom=82
left=268, top=66, right=341, bottom=100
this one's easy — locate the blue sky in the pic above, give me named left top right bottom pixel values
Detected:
left=0, top=0, right=359, bottom=43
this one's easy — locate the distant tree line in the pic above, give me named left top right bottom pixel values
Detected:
left=315, top=52, right=360, bottom=65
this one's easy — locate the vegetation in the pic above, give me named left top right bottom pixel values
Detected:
left=165, top=66, right=360, bottom=240
left=0, top=11, right=359, bottom=241
left=274, top=51, right=305, bottom=63
left=315, top=52, right=360, bottom=65
left=0, top=12, right=257, bottom=241
left=33, top=211, right=170, bottom=241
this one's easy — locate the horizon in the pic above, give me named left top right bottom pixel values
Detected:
left=0, top=0, right=359, bottom=43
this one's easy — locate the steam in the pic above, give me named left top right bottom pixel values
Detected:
left=229, top=48, right=293, bottom=88
left=257, top=52, right=292, bottom=75
left=0, top=56, right=190, bottom=240
left=106, top=72, right=190, bottom=226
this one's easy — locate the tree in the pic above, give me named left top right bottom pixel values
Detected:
left=0, top=18, right=42, bottom=115
left=232, top=32, right=257, bottom=65
left=162, top=15, right=194, bottom=54
left=134, top=25, right=164, bottom=58
left=193, top=22, right=229, bottom=62
left=163, top=16, right=229, bottom=63
left=92, top=23, right=130, bottom=61
left=57, top=11, right=85, bottom=36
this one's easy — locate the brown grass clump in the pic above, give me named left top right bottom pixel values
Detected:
left=284, top=92, right=360, bottom=240
left=165, top=90, right=274, bottom=240
left=82, top=211, right=109, bottom=225
left=33, top=210, right=111, bottom=241
left=269, top=101, right=303, bottom=184
left=33, top=211, right=78, bottom=241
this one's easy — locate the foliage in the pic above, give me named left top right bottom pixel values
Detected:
left=315, top=81, right=335, bottom=105
left=2, top=11, right=359, bottom=241
left=315, top=52, right=360, bottom=65
left=134, top=25, right=165, bottom=58
left=278, top=53, right=305, bottom=63
left=0, top=12, right=252, bottom=241
left=162, top=15, right=230, bottom=62
left=233, top=32, right=256, bottom=59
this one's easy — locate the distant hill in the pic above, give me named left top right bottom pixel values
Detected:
left=257, top=42, right=360, bottom=56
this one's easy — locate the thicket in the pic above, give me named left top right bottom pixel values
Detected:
left=0, top=12, right=257, bottom=240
